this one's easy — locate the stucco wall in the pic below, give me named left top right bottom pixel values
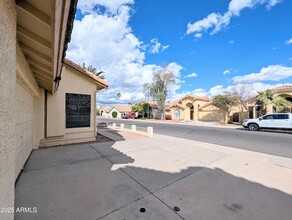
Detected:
left=15, top=44, right=41, bottom=179
left=178, top=98, right=210, bottom=121
left=199, top=105, right=226, bottom=122
left=0, top=1, right=16, bottom=219
left=15, top=83, right=34, bottom=179
left=33, top=88, right=45, bottom=147
left=44, top=65, right=97, bottom=146
left=169, top=107, right=186, bottom=121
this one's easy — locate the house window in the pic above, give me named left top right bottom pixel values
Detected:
left=174, top=109, right=180, bottom=118
left=66, top=93, right=91, bottom=128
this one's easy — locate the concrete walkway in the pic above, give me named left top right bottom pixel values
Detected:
left=15, top=129, right=292, bottom=220
left=98, top=116, right=241, bottom=129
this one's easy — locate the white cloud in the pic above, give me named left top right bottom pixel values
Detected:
left=186, top=0, right=281, bottom=37
left=148, top=38, right=169, bottom=54
left=223, top=70, right=231, bottom=75
left=187, top=13, right=220, bottom=35
left=77, top=0, right=134, bottom=14
left=285, top=38, right=292, bottom=44
left=184, top=72, right=198, bottom=78
left=209, top=85, right=225, bottom=96
left=232, top=65, right=292, bottom=83
left=67, top=1, right=181, bottom=105
left=161, top=45, right=169, bottom=51
left=229, top=39, right=235, bottom=44
left=223, top=68, right=238, bottom=75
left=266, top=0, right=281, bottom=9
left=195, top=33, right=202, bottom=38
left=289, top=57, right=292, bottom=61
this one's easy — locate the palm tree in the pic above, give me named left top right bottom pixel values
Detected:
left=257, top=90, right=292, bottom=113
left=82, top=62, right=105, bottom=79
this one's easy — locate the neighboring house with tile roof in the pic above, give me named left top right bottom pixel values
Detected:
left=165, top=85, right=292, bottom=122
left=107, top=105, right=133, bottom=118
left=100, top=106, right=112, bottom=118
left=243, top=85, right=292, bottom=120
left=165, top=95, right=226, bottom=121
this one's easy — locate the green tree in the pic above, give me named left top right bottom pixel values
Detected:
left=112, top=111, right=118, bottom=118
left=131, top=101, right=151, bottom=118
left=213, top=93, right=240, bottom=123
left=144, top=65, right=176, bottom=119
left=258, top=90, right=292, bottom=113
left=82, top=62, right=105, bottom=79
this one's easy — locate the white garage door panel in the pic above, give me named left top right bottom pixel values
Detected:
left=15, top=84, right=34, bottom=179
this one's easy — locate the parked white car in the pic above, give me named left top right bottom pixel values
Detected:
left=242, top=113, right=292, bottom=131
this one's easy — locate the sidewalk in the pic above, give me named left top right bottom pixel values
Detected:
left=98, top=117, right=241, bottom=129
left=14, top=130, right=292, bottom=220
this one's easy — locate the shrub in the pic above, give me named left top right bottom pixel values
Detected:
left=112, top=111, right=118, bottom=118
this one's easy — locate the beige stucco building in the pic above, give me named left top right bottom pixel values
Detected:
left=245, top=85, right=292, bottom=120
left=100, top=105, right=133, bottom=118
left=229, top=85, right=292, bottom=123
left=42, top=59, right=108, bottom=147
left=166, top=86, right=292, bottom=123
left=165, top=95, right=226, bottom=122
left=0, top=1, right=108, bottom=219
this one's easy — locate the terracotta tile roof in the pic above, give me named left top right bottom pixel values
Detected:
left=269, top=85, right=292, bottom=91
left=165, top=99, right=187, bottom=110
left=64, top=59, right=109, bottom=89
left=114, top=105, right=132, bottom=112
left=180, top=94, right=211, bottom=101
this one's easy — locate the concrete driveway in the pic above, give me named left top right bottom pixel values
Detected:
left=15, top=129, right=292, bottom=220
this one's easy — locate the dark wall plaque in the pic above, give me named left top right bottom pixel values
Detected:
left=66, top=93, right=91, bottom=128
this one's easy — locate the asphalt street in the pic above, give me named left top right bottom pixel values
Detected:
left=97, top=118, right=292, bottom=158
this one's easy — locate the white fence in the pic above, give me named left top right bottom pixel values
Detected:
left=107, top=123, right=153, bottom=137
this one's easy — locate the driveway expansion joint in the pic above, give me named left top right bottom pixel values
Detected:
left=89, top=143, right=186, bottom=219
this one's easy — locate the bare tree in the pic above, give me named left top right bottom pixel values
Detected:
left=230, top=82, right=253, bottom=122
left=144, top=65, right=176, bottom=119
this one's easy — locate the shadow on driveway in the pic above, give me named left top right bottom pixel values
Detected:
left=15, top=137, right=292, bottom=220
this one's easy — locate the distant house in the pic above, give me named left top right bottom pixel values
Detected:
left=165, top=95, right=226, bottom=122
left=134, top=100, right=160, bottom=119
left=102, top=106, right=133, bottom=118
left=237, top=85, right=292, bottom=122
left=100, top=106, right=112, bottom=118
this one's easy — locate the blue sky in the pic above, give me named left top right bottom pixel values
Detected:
left=67, top=0, right=292, bottom=105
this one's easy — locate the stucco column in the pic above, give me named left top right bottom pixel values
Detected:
left=253, top=106, right=256, bottom=119
left=0, top=1, right=16, bottom=219
left=194, top=107, right=198, bottom=121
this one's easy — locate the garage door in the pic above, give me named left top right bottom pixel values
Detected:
left=15, top=83, right=34, bottom=179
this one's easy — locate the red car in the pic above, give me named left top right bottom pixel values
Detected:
left=122, top=113, right=136, bottom=119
